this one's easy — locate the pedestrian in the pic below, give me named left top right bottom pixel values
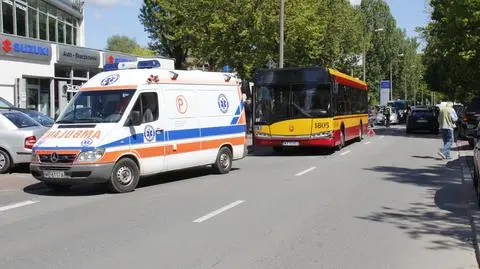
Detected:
left=437, top=101, right=458, bottom=160
left=385, top=105, right=391, bottom=127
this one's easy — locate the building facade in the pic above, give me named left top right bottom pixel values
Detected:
left=0, top=0, right=143, bottom=118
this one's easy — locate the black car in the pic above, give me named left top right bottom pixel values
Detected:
left=453, top=104, right=465, bottom=141
left=406, top=106, right=439, bottom=134
left=458, top=98, right=480, bottom=147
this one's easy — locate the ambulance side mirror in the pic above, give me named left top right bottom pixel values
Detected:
left=129, top=111, right=142, bottom=126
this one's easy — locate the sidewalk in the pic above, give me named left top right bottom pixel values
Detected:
left=455, top=140, right=480, bottom=266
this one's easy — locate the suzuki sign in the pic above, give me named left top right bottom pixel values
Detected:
left=0, top=34, right=51, bottom=62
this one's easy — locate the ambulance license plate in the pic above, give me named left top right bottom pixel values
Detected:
left=43, top=170, right=66, bottom=179
left=282, top=141, right=299, bottom=146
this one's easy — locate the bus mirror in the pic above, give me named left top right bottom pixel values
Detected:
left=333, top=82, right=339, bottom=94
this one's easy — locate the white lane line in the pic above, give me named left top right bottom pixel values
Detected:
left=295, top=167, right=317, bottom=177
left=193, top=200, right=245, bottom=223
left=340, top=150, right=351, bottom=156
left=0, top=200, right=39, bottom=212
left=364, top=141, right=372, bottom=145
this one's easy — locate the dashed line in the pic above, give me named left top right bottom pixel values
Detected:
left=0, top=200, right=39, bottom=213
left=295, top=167, right=317, bottom=176
left=340, top=150, right=351, bottom=156
left=193, top=200, right=245, bottom=223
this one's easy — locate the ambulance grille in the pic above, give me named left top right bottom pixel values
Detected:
left=39, top=154, right=77, bottom=163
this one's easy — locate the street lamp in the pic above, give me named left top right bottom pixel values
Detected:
left=279, top=0, right=285, bottom=68
left=363, top=28, right=384, bottom=81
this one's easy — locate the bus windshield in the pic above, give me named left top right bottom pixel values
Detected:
left=254, top=84, right=331, bottom=125
left=56, top=90, right=136, bottom=124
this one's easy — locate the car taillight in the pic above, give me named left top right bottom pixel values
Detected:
left=24, top=136, right=36, bottom=149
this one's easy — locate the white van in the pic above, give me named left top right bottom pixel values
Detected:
left=30, top=60, right=247, bottom=193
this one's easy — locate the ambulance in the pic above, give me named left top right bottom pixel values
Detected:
left=30, top=60, right=248, bottom=193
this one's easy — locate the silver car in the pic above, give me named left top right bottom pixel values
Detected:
left=0, top=109, right=49, bottom=173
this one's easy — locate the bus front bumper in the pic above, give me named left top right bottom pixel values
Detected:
left=254, top=136, right=336, bottom=147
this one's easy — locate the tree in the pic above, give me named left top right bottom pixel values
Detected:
left=422, top=0, right=480, bottom=103
left=106, top=35, right=156, bottom=57
left=106, top=35, right=139, bottom=54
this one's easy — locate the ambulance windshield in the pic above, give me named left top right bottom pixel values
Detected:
left=56, top=90, right=135, bottom=123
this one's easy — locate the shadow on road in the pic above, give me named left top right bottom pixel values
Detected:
left=358, top=156, right=477, bottom=251
left=9, top=164, right=30, bottom=174
left=23, top=166, right=240, bottom=196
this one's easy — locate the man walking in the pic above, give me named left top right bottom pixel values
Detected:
left=438, top=102, right=458, bottom=160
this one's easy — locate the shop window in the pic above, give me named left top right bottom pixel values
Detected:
left=27, top=0, right=36, bottom=7
left=15, top=2, right=27, bottom=36
left=39, top=12, right=46, bottom=40
left=48, top=15, right=56, bottom=42
left=28, top=7, right=37, bottom=38
left=38, top=0, right=46, bottom=12
left=65, top=24, right=72, bottom=44
left=58, top=21, right=64, bottom=43
left=2, top=0, right=14, bottom=34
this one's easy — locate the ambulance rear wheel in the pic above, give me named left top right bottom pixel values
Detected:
left=213, top=146, right=233, bottom=174
left=108, top=158, right=140, bottom=193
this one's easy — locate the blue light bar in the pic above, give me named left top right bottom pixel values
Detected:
left=137, top=60, right=161, bottom=69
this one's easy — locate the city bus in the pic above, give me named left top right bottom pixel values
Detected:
left=252, top=67, right=368, bottom=152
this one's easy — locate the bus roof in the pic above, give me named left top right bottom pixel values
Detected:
left=253, top=67, right=367, bottom=91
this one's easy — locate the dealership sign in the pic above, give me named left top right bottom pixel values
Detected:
left=0, top=34, right=51, bottom=62
left=58, top=45, right=101, bottom=67
left=104, top=52, right=137, bottom=65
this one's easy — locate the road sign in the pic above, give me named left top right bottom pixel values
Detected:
left=380, top=80, right=391, bottom=106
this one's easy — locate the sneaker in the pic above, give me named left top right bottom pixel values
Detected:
left=437, top=151, right=446, bottom=159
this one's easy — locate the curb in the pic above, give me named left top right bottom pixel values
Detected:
left=457, top=145, right=480, bottom=267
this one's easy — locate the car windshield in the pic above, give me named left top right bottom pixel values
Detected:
left=0, top=97, right=13, bottom=108
left=56, top=90, right=136, bottom=124
left=254, top=83, right=331, bottom=125
left=22, top=110, right=55, bottom=127
left=2, top=112, right=40, bottom=128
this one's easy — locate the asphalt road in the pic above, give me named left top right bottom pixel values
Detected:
left=0, top=125, right=478, bottom=269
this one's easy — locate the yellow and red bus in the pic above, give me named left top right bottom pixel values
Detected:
left=252, top=67, right=368, bottom=151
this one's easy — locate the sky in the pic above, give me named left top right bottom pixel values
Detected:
left=84, top=0, right=431, bottom=51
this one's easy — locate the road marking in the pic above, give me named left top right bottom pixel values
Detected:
left=0, top=200, right=38, bottom=213
left=340, top=150, right=351, bottom=156
left=379, top=135, right=385, bottom=139
left=295, top=167, right=316, bottom=176
left=364, top=141, right=372, bottom=145
left=193, top=200, right=245, bottom=223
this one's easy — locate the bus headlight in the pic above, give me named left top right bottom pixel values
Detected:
left=254, top=132, right=270, bottom=137
left=311, top=131, right=333, bottom=138
left=77, top=148, right=105, bottom=162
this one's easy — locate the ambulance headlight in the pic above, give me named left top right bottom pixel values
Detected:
left=77, top=148, right=105, bottom=162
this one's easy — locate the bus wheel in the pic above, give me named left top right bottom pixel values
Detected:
left=337, top=130, right=345, bottom=151
left=108, top=158, right=140, bottom=193
left=356, top=124, right=364, bottom=142
left=212, top=146, right=233, bottom=174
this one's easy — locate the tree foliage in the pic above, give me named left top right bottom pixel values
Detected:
left=422, top=0, right=480, bottom=103
left=106, top=35, right=155, bottom=57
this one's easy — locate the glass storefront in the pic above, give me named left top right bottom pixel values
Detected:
left=25, top=77, right=51, bottom=116
left=1, top=0, right=81, bottom=45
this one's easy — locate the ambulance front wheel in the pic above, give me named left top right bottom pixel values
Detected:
left=108, top=158, right=140, bottom=193
left=212, top=146, right=233, bottom=174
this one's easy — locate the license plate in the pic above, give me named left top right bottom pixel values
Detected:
left=416, top=119, right=428, bottom=123
left=282, top=141, right=299, bottom=146
left=468, top=124, right=476, bottom=129
left=43, top=170, right=66, bottom=179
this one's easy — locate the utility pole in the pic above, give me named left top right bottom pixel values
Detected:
left=404, top=72, right=407, bottom=100
left=279, top=0, right=285, bottom=68
left=389, top=62, right=393, bottom=100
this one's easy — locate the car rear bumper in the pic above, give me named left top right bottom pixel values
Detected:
left=30, top=163, right=114, bottom=184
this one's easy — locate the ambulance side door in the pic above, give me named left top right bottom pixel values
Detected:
left=127, top=90, right=165, bottom=175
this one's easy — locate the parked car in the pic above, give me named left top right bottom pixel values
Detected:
left=368, top=108, right=376, bottom=127
left=459, top=98, right=480, bottom=147
left=388, top=100, right=409, bottom=123
left=453, top=104, right=465, bottom=141
left=375, top=106, right=399, bottom=125
left=472, top=132, right=480, bottom=205
left=7, top=108, right=54, bottom=127
left=406, top=106, right=439, bottom=134
left=0, top=97, right=13, bottom=108
left=0, top=110, right=49, bottom=174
